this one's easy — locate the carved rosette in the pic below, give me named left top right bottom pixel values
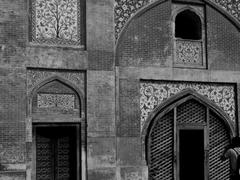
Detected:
left=140, top=82, right=235, bottom=129
left=175, top=39, right=203, bottom=65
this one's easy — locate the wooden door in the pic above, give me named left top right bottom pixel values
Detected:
left=36, top=126, right=77, bottom=180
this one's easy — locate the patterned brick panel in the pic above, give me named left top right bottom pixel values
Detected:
left=118, top=79, right=140, bottom=137
left=207, top=6, right=240, bottom=71
left=116, top=1, right=172, bottom=67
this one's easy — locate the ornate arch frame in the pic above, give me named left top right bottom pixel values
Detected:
left=141, top=89, right=236, bottom=164
left=26, top=75, right=86, bottom=180
left=115, top=0, right=240, bottom=49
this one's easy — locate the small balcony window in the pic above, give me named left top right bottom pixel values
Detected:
left=173, top=7, right=206, bottom=68
left=175, top=10, right=202, bottom=40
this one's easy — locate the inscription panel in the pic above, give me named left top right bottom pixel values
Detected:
left=37, top=93, right=75, bottom=109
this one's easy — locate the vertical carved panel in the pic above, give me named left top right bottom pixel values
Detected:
left=56, top=136, right=71, bottom=180
left=36, top=135, right=54, bottom=180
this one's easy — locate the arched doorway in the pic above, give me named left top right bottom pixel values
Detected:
left=144, top=91, right=234, bottom=180
left=27, top=76, right=86, bottom=180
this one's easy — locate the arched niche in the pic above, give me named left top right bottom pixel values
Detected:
left=28, top=76, right=84, bottom=122
left=141, top=89, right=235, bottom=180
left=115, top=0, right=240, bottom=68
left=175, top=9, right=202, bottom=40
left=32, top=79, right=81, bottom=122
left=26, top=75, right=86, bottom=180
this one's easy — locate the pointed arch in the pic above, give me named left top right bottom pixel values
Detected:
left=142, top=89, right=235, bottom=179
left=27, top=75, right=84, bottom=116
left=115, top=0, right=240, bottom=48
left=142, top=88, right=235, bottom=146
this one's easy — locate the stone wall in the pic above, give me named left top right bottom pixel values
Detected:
left=0, top=0, right=239, bottom=180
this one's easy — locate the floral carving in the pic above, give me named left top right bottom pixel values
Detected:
left=31, top=0, right=81, bottom=46
left=175, top=39, right=203, bottom=65
left=114, top=0, right=155, bottom=40
left=140, top=82, right=235, bottom=129
left=27, top=69, right=85, bottom=94
left=114, top=0, right=240, bottom=41
left=37, top=93, right=75, bottom=109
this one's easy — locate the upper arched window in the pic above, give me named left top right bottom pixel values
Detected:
left=175, top=10, right=202, bottom=40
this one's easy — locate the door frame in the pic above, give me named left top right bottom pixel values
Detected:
left=176, top=125, right=208, bottom=180
left=32, top=123, right=81, bottom=180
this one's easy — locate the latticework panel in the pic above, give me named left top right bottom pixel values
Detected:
left=149, top=110, right=174, bottom=180
left=209, top=111, right=230, bottom=180
left=177, top=99, right=206, bottom=124
left=56, top=136, right=71, bottom=180
left=36, top=134, right=54, bottom=180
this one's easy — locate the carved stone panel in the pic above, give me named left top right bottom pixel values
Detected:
left=37, top=93, right=75, bottom=109
left=140, top=81, right=235, bottom=129
left=175, top=39, right=203, bottom=66
left=27, top=69, right=85, bottom=96
left=31, top=0, right=81, bottom=46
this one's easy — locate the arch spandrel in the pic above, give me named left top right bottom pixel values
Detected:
left=115, top=0, right=240, bottom=42
left=140, top=85, right=236, bottom=139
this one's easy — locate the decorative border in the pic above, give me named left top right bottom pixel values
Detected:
left=30, top=0, right=81, bottom=46
left=27, top=69, right=85, bottom=95
left=140, top=81, right=235, bottom=129
left=114, top=0, right=240, bottom=41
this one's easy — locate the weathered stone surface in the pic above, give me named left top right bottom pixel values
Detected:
left=0, top=171, right=25, bottom=180
left=117, top=137, right=142, bottom=166
left=88, top=168, right=116, bottom=180
left=87, top=71, right=115, bottom=136
left=207, top=6, right=240, bottom=71
left=118, top=79, right=140, bottom=137
left=120, top=166, right=148, bottom=180
left=87, top=0, right=114, bottom=70
left=88, top=137, right=116, bottom=169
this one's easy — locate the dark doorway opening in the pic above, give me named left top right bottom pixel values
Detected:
left=36, top=126, right=77, bottom=180
left=179, top=129, right=204, bottom=180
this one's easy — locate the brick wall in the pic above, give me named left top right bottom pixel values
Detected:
left=116, top=1, right=172, bottom=67
left=207, top=5, right=240, bottom=70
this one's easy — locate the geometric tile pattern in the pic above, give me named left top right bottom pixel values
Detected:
left=37, top=93, right=75, bottom=109
left=140, top=81, right=235, bottom=129
left=115, top=0, right=240, bottom=41
left=31, top=0, right=81, bottom=46
left=175, top=39, right=203, bottom=66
